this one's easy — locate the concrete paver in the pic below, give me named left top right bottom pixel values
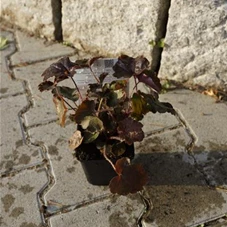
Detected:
left=11, top=31, right=76, bottom=65
left=144, top=186, right=227, bottom=227
left=0, top=95, right=44, bottom=173
left=161, top=89, right=227, bottom=189
left=49, top=194, right=143, bottom=227
left=13, top=61, right=59, bottom=126
left=160, top=89, right=227, bottom=151
left=0, top=30, right=24, bottom=98
left=0, top=169, right=47, bottom=227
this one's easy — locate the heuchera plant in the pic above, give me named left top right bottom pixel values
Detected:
left=38, top=55, right=175, bottom=195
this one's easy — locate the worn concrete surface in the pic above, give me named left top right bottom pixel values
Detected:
left=159, top=0, right=227, bottom=88
left=62, top=0, right=169, bottom=60
left=0, top=0, right=54, bottom=39
left=1, top=26, right=227, bottom=227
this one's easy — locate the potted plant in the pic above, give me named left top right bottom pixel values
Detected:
left=38, top=55, right=175, bottom=195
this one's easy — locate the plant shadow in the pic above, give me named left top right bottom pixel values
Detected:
left=133, top=150, right=227, bottom=186
left=133, top=149, right=227, bottom=227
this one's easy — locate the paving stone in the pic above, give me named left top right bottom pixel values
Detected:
left=0, top=168, right=47, bottom=227
left=134, top=130, right=227, bottom=227
left=135, top=128, right=190, bottom=155
left=0, top=95, right=43, bottom=173
left=160, top=89, right=227, bottom=151
left=144, top=186, right=227, bottom=227
left=160, top=89, right=227, bottom=188
left=0, top=144, right=43, bottom=174
left=0, top=30, right=24, bottom=98
left=11, top=31, right=75, bottom=65
left=141, top=111, right=179, bottom=134
left=50, top=194, right=143, bottom=227
left=13, top=60, right=59, bottom=126
left=29, top=122, right=113, bottom=205
left=192, top=151, right=227, bottom=188
left=134, top=128, right=201, bottom=185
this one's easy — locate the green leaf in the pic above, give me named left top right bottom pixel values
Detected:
left=80, top=116, right=103, bottom=144
left=74, top=100, right=96, bottom=123
left=149, top=40, right=156, bottom=47
left=83, top=131, right=99, bottom=144
left=138, top=91, right=175, bottom=115
left=107, top=90, right=125, bottom=107
left=81, top=116, right=103, bottom=132
left=157, top=38, right=165, bottom=48
left=99, top=111, right=116, bottom=134
left=131, top=93, right=148, bottom=120
left=112, top=142, right=126, bottom=157
left=149, top=39, right=165, bottom=48
left=0, top=36, right=8, bottom=50
left=53, top=86, right=79, bottom=102
left=110, top=80, right=127, bottom=90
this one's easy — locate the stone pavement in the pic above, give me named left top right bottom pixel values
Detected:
left=0, top=26, right=227, bottom=227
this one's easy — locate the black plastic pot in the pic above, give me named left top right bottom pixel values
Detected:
left=79, top=144, right=135, bottom=186
left=81, top=159, right=117, bottom=185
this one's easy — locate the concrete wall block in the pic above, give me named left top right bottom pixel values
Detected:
left=62, top=0, right=163, bottom=59
left=159, top=0, right=227, bottom=88
left=0, top=0, right=54, bottom=38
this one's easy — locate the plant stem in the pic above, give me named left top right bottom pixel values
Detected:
left=109, top=136, right=123, bottom=141
left=89, top=66, right=100, bottom=83
left=62, top=98, right=76, bottom=110
left=97, top=98, right=103, bottom=112
left=134, top=74, right=138, bottom=92
left=102, top=145, right=116, bottom=172
left=70, top=77, right=83, bottom=101
left=55, top=86, right=76, bottom=110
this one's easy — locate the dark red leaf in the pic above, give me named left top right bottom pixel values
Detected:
left=58, top=56, right=78, bottom=75
left=88, top=56, right=103, bottom=67
left=136, top=73, right=161, bottom=93
left=132, top=56, right=149, bottom=75
left=113, top=55, right=135, bottom=78
left=117, top=118, right=144, bottom=145
left=38, top=81, right=55, bottom=92
left=41, top=57, right=77, bottom=83
left=113, top=55, right=149, bottom=78
left=99, top=72, right=109, bottom=84
left=74, top=100, right=96, bottom=123
left=109, top=157, right=148, bottom=195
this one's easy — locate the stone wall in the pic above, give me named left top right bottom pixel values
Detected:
left=0, top=0, right=54, bottom=38
left=1, top=0, right=226, bottom=88
left=159, top=0, right=227, bottom=88
left=61, top=0, right=169, bottom=60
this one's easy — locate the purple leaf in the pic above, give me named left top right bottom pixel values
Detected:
left=137, top=73, right=161, bottom=93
